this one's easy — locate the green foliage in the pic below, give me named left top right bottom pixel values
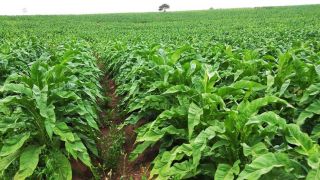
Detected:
left=0, top=41, right=102, bottom=179
left=1, top=4, right=320, bottom=179
left=102, top=15, right=320, bottom=177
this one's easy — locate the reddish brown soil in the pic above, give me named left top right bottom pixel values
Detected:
left=71, top=159, right=92, bottom=180
left=99, top=74, right=157, bottom=180
left=71, top=57, right=157, bottom=179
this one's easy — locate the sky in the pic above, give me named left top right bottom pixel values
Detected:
left=0, top=0, right=319, bottom=15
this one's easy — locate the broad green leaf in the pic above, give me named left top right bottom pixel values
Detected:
left=238, top=153, right=289, bottom=180
left=0, top=133, right=30, bottom=157
left=0, top=103, right=9, bottom=114
left=32, top=85, right=56, bottom=138
left=211, top=140, right=229, bottom=151
left=246, top=111, right=287, bottom=129
left=151, top=144, right=193, bottom=179
left=202, top=93, right=227, bottom=110
left=266, top=72, right=274, bottom=92
left=33, top=85, right=56, bottom=121
left=55, top=91, right=81, bottom=100
left=138, top=125, right=185, bottom=142
left=234, top=70, right=244, bottom=82
left=297, top=100, right=320, bottom=126
left=235, top=96, right=290, bottom=130
left=307, top=153, right=320, bottom=169
left=306, top=100, right=320, bottom=114
left=53, top=122, right=75, bottom=142
left=299, top=83, right=320, bottom=103
left=296, top=111, right=314, bottom=126
left=77, top=101, right=98, bottom=130
left=202, top=68, right=220, bottom=93
left=49, top=150, right=72, bottom=180
left=232, top=80, right=266, bottom=91
left=279, top=79, right=290, bottom=96
left=188, top=103, right=203, bottom=139
left=1, top=83, right=32, bottom=97
left=315, top=65, right=320, bottom=76
left=307, top=154, right=320, bottom=180
left=44, top=120, right=54, bottom=140
left=163, top=85, right=190, bottom=94
left=311, top=125, right=320, bottom=141
left=0, top=116, right=22, bottom=133
left=14, top=145, right=44, bottom=180
left=191, top=126, right=216, bottom=171
left=307, top=169, right=320, bottom=180
left=239, top=96, right=291, bottom=116
left=65, top=135, right=91, bottom=168
left=0, top=96, right=20, bottom=105
left=285, top=124, right=314, bottom=156
left=170, top=160, right=195, bottom=179
left=215, top=160, right=240, bottom=180
left=169, top=46, right=189, bottom=65
left=129, top=141, right=154, bottom=161
left=0, top=150, right=20, bottom=172
left=242, top=143, right=268, bottom=158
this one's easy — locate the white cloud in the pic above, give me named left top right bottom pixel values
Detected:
left=0, top=0, right=319, bottom=15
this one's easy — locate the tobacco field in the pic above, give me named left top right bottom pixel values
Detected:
left=0, top=4, right=320, bottom=180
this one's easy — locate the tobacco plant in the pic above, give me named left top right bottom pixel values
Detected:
left=103, top=43, right=320, bottom=179
left=0, top=41, right=102, bottom=179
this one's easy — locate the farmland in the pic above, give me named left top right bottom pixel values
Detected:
left=1, top=4, right=320, bottom=180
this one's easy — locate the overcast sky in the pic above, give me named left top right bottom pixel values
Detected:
left=0, top=0, right=319, bottom=15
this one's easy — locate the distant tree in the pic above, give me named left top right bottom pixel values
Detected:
left=22, top=8, right=28, bottom=14
left=159, top=4, right=170, bottom=12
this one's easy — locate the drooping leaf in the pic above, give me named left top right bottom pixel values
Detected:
left=150, top=144, right=193, bottom=179
left=279, top=79, right=290, bottom=96
left=0, top=150, right=21, bottom=172
left=242, top=143, right=268, bottom=158
left=191, top=126, right=216, bottom=171
left=238, top=96, right=291, bottom=117
left=163, top=85, right=191, bottom=94
left=296, top=111, right=314, bottom=126
left=170, top=160, right=195, bottom=179
left=307, top=169, right=320, bottom=180
left=65, top=135, right=91, bottom=168
left=14, top=145, right=44, bottom=180
left=311, top=125, right=320, bottom=141
left=299, top=83, right=320, bottom=104
left=188, top=103, right=203, bottom=139
left=1, top=83, right=32, bottom=97
left=266, top=73, right=274, bottom=93
left=48, top=150, right=72, bottom=180
left=53, top=122, right=75, bottom=142
left=306, top=153, right=320, bottom=180
left=0, top=133, right=30, bottom=157
left=238, top=153, right=292, bottom=180
left=296, top=92, right=319, bottom=126
left=215, top=160, right=240, bottom=180
left=305, top=100, right=320, bottom=114
left=232, top=80, right=266, bottom=91
left=246, top=111, right=287, bottom=129
left=285, top=124, right=314, bottom=156
left=169, top=46, right=189, bottom=65
left=32, top=85, right=56, bottom=138
left=129, top=141, right=154, bottom=161
left=234, top=70, right=244, bottom=82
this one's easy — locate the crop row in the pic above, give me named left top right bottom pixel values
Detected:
left=102, top=40, right=320, bottom=179
left=0, top=40, right=102, bottom=179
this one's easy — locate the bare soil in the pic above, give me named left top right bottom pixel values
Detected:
left=99, top=74, right=157, bottom=180
left=71, top=59, right=157, bottom=180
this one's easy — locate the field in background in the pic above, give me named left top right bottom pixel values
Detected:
left=1, top=4, right=320, bottom=180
